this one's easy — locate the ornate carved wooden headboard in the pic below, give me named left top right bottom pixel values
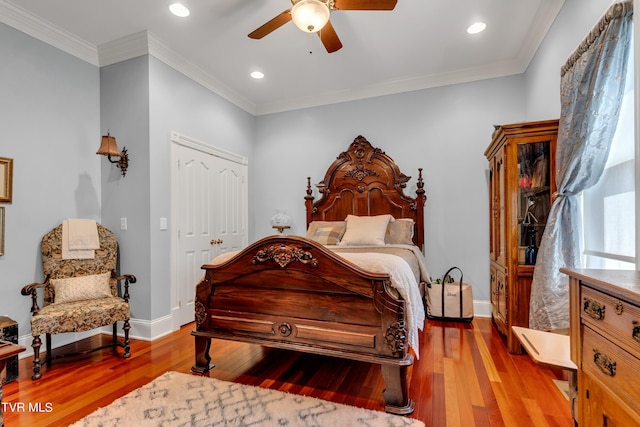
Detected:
left=305, top=135, right=426, bottom=250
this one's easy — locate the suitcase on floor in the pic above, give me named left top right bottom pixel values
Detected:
left=426, top=266, right=474, bottom=322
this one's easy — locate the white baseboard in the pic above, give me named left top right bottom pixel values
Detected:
left=17, top=300, right=493, bottom=359
left=17, top=315, right=176, bottom=359
left=125, top=315, right=175, bottom=341
left=474, top=300, right=492, bottom=318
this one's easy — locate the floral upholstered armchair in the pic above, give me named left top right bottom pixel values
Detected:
left=20, top=222, right=136, bottom=380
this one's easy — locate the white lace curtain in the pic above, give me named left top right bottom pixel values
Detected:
left=529, top=1, right=633, bottom=331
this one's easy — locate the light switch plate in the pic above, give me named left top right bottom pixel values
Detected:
left=120, top=217, right=127, bottom=230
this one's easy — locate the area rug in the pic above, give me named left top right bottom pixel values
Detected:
left=70, top=371, right=425, bottom=427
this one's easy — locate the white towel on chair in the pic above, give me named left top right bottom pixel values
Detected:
left=62, top=219, right=99, bottom=259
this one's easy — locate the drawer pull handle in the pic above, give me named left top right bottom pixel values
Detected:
left=583, top=298, right=605, bottom=321
left=614, top=300, right=624, bottom=315
left=593, top=349, right=616, bottom=377
left=633, top=322, right=640, bottom=343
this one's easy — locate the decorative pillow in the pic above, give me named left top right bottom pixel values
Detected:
left=386, top=218, right=415, bottom=245
left=306, top=221, right=346, bottom=240
left=51, top=272, right=113, bottom=304
left=312, top=224, right=346, bottom=245
left=339, top=214, right=394, bottom=246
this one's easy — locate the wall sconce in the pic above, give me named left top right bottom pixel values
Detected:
left=271, top=209, right=291, bottom=233
left=96, top=132, right=129, bottom=177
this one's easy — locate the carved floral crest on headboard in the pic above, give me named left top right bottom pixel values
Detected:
left=305, top=135, right=426, bottom=250
left=315, top=135, right=412, bottom=194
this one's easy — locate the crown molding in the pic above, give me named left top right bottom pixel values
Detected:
left=0, top=2, right=257, bottom=115
left=255, top=0, right=565, bottom=115
left=143, top=32, right=257, bottom=116
left=97, top=30, right=149, bottom=67
left=256, top=60, right=526, bottom=116
left=0, top=0, right=98, bottom=65
left=97, top=31, right=257, bottom=115
left=0, top=0, right=564, bottom=117
left=515, top=0, right=565, bottom=70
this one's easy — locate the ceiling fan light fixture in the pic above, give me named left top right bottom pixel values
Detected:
left=291, top=0, right=330, bottom=33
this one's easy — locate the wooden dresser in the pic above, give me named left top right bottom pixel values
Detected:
left=563, top=268, right=640, bottom=426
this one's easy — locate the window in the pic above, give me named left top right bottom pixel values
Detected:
left=582, top=43, right=635, bottom=269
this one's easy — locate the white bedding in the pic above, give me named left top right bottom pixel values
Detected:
left=333, top=251, right=425, bottom=358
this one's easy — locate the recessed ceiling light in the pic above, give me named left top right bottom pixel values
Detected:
left=467, top=22, right=486, bottom=34
left=169, top=3, right=190, bottom=18
left=250, top=71, right=265, bottom=79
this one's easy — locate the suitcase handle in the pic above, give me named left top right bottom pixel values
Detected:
left=441, top=267, right=464, bottom=318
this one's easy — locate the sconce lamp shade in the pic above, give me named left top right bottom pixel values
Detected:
left=96, top=134, right=123, bottom=157
left=97, top=132, right=130, bottom=177
left=291, top=0, right=330, bottom=33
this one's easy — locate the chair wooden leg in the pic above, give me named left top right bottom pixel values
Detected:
left=122, top=319, right=131, bottom=358
left=112, top=323, right=118, bottom=352
left=31, top=335, right=42, bottom=380
left=45, top=334, right=52, bottom=367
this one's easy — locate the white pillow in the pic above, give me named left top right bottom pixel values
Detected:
left=51, top=272, right=113, bottom=304
left=339, top=214, right=394, bottom=246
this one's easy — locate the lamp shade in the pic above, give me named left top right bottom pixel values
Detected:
left=291, top=0, right=330, bottom=33
left=96, top=134, right=122, bottom=157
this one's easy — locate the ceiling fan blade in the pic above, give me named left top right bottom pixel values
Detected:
left=318, top=20, right=343, bottom=53
left=248, top=10, right=292, bottom=39
left=333, top=0, right=397, bottom=10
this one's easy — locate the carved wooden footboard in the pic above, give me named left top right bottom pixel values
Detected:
left=191, top=235, right=415, bottom=414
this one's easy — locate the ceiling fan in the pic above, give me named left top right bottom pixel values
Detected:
left=248, top=0, right=398, bottom=53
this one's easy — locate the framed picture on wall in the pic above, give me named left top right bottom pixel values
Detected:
left=0, top=207, right=4, bottom=256
left=0, top=157, right=13, bottom=203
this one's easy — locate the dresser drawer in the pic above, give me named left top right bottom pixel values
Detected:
left=582, top=325, right=640, bottom=414
left=581, top=285, right=640, bottom=354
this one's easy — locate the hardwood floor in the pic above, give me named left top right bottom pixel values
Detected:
left=2, top=317, right=573, bottom=426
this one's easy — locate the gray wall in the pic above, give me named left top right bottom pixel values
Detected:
left=100, top=56, right=152, bottom=320
left=252, top=0, right=614, bottom=304
left=0, top=22, right=100, bottom=337
left=0, top=0, right=616, bottom=349
left=525, top=0, right=614, bottom=120
left=253, top=76, right=526, bottom=302
left=98, top=55, right=256, bottom=330
left=146, top=56, right=255, bottom=323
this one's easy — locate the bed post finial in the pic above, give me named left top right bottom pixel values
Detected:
left=306, top=177, right=312, bottom=196
left=416, top=168, right=425, bottom=197
left=305, top=177, right=314, bottom=228
left=415, top=168, right=426, bottom=252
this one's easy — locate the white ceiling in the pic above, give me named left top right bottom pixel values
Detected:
left=1, top=0, right=565, bottom=115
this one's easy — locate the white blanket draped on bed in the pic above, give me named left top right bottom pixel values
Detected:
left=336, top=252, right=425, bottom=358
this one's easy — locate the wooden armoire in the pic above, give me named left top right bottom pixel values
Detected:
left=484, top=119, right=558, bottom=353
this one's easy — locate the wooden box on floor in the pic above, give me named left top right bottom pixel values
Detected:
left=0, top=317, right=18, bottom=385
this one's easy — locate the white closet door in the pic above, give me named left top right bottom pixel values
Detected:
left=174, top=137, right=247, bottom=327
